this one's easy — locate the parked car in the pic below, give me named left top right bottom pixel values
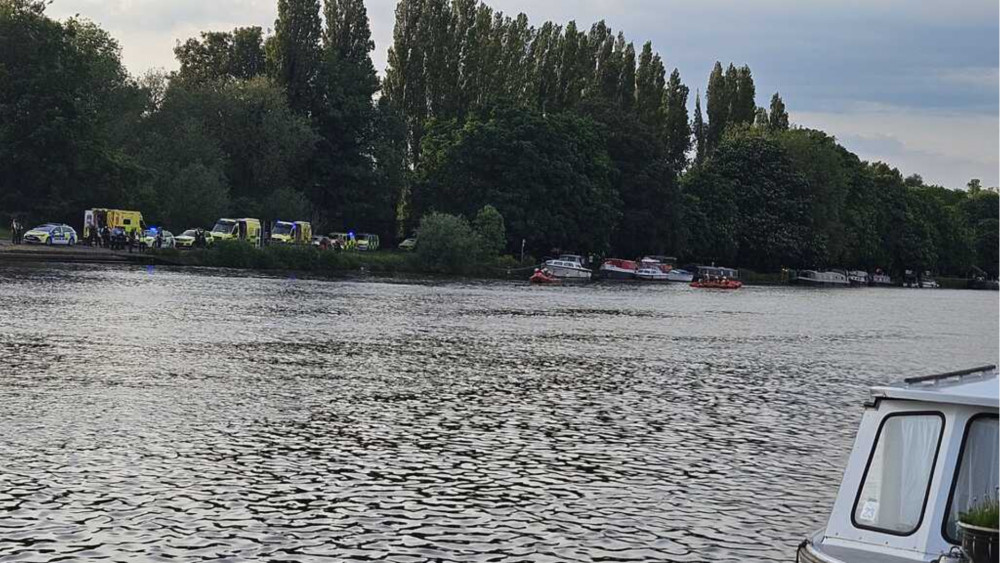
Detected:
left=141, top=228, right=175, bottom=249
left=23, top=224, right=78, bottom=246
left=175, top=229, right=212, bottom=249
left=399, top=237, right=417, bottom=251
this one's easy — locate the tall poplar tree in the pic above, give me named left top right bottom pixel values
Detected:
left=616, top=41, right=636, bottom=112
left=662, top=68, right=690, bottom=172
left=269, top=0, right=323, bottom=114
left=692, top=91, right=706, bottom=164
left=312, top=0, right=383, bottom=232
left=705, top=61, right=728, bottom=153
left=769, top=92, right=789, bottom=130
left=731, top=65, right=756, bottom=125
left=384, top=0, right=427, bottom=165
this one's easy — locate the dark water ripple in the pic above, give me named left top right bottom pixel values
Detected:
left=0, top=264, right=996, bottom=562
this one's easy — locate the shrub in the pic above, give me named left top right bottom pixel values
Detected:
left=414, top=212, right=482, bottom=274
left=472, top=205, right=506, bottom=258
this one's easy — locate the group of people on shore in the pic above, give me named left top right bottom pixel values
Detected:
left=8, top=217, right=24, bottom=244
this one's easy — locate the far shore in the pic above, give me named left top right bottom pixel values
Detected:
left=0, top=239, right=987, bottom=290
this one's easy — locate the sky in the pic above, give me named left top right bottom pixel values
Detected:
left=46, top=0, right=1000, bottom=190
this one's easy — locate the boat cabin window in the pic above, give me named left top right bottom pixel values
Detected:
left=852, top=412, right=944, bottom=535
left=943, top=414, right=999, bottom=543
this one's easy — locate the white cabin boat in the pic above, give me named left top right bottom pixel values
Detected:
left=543, top=255, right=592, bottom=280
left=848, top=271, right=870, bottom=286
left=635, top=258, right=694, bottom=282
left=798, top=365, right=999, bottom=563
left=793, top=270, right=850, bottom=286
left=871, top=273, right=893, bottom=286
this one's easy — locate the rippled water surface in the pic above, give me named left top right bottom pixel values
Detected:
left=1, top=264, right=997, bottom=562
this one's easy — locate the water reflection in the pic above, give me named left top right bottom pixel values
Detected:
left=0, top=264, right=996, bottom=562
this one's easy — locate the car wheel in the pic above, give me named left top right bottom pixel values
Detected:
left=46, top=237, right=52, bottom=246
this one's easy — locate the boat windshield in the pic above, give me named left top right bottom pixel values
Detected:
left=212, top=220, right=236, bottom=234
left=943, top=415, right=999, bottom=543
left=852, top=413, right=944, bottom=535
left=272, top=223, right=293, bottom=235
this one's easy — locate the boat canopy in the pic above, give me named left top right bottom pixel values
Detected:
left=870, top=365, right=998, bottom=408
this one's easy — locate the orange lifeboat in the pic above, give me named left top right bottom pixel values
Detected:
left=529, top=268, right=561, bottom=284
left=690, top=279, right=743, bottom=290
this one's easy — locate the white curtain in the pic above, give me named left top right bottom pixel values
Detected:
left=855, top=414, right=942, bottom=533
left=946, top=417, right=999, bottom=539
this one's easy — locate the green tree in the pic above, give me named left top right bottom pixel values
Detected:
left=412, top=107, right=620, bottom=254
left=174, top=28, right=266, bottom=84
left=692, top=91, right=706, bottom=163
left=662, top=68, right=690, bottom=173
left=384, top=0, right=428, bottom=165
left=768, top=92, right=789, bottom=130
left=472, top=204, right=506, bottom=256
left=312, top=0, right=383, bottom=234
left=634, top=42, right=663, bottom=124
left=705, top=61, right=728, bottom=154
left=730, top=65, right=755, bottom=125
left=414, top=211, right=482, bottom=273
left=0, top=2, right=144, bottom=224
left=269, top=0, right=323, bottom=114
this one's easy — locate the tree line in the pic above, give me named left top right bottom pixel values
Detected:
left=1, top=0, right=996, bottom=277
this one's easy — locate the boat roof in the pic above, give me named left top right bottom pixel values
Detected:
left=870, top=365, right=998, bottom=408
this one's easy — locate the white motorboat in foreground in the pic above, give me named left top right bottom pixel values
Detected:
left=797, top=365, right=999, bottom=563
left=543, top=255, right=592, bottom=279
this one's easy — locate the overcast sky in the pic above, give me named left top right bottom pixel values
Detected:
left=47, top=0, right=999, bottom=189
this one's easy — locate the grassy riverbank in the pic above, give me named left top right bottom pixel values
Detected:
left=152, top=242, right=532, bottom=279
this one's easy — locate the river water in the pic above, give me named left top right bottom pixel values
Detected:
left=0, top=264, right=996, bottom=562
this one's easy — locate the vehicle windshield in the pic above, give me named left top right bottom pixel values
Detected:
left=212, top=220, right=235, bottom=234
left=272, top=223, right=293, bottom=235
left=180, top=230, right=196, bottom=237
left=32, top=225, right=55, bottom=232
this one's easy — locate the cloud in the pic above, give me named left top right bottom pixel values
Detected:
left=796, top=106, right=999, bottom=189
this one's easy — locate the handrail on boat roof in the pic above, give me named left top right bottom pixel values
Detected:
left=903, top=364, right=997, bottom=385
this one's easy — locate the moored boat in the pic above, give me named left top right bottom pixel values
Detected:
left=797, top=365, right=999, bottom=563
left=543, top=254, right=592, bottom=280
left=690, top=278, right=742, bottom=289
left=791, top=269, right=850, bottom=286
left=635, top=257, right=694, bottom=282
left=529, top=268, right=560, bottom=284
left=599, top=258, right=637, bottom=280
left=870, top=270, right=893, bottom=286
left=847, top=270, right=869, bottom=286
left=694, top=265, right=740, bottom=282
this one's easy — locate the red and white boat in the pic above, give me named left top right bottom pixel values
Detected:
left=599, top=258, right=638, bottom=280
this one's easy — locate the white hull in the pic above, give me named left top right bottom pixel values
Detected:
left=636, top=269, right=693, bottom=282
left=545, top=263, right=592, bottom=279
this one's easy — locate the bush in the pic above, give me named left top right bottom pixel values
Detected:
left=472, top=205, right=506, bottom=257
left=414, top=212, right=483, bottom=274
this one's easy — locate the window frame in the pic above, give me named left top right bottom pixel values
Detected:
left=941, top=412, right=999, bottom=544
left=851, top=410, right=946, bottom=536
